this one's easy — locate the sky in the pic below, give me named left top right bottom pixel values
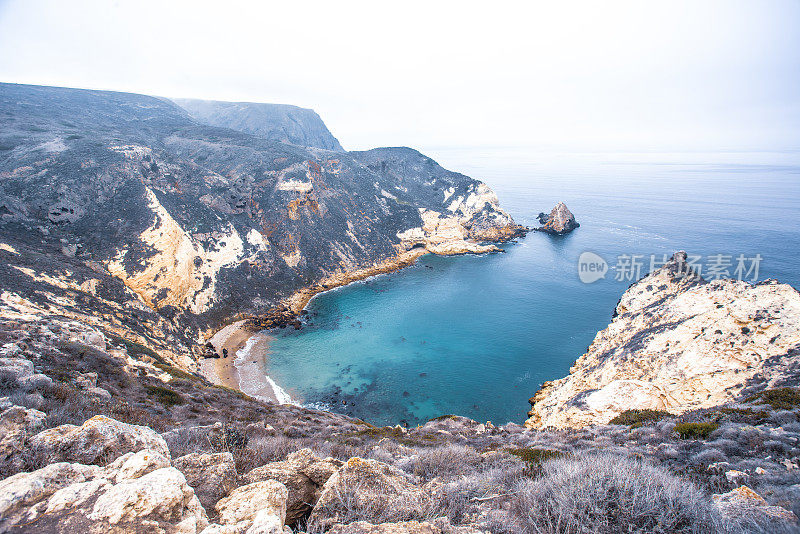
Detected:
left=0, top=0, right=798, bottom=152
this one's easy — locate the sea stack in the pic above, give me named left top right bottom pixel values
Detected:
left=536, top=202, right=579, bottom=235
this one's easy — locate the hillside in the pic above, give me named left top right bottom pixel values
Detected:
left=172, top=98, right=345, bottom=151
left=0, top=82, right=525, bottom=369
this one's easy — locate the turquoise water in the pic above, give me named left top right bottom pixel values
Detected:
left=265, top=150, right=800, bottom=427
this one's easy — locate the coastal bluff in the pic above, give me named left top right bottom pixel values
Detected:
left=526, top=251, right=800, bottom=429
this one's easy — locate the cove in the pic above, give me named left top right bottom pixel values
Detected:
left=262, top=150, right=800, bottom=427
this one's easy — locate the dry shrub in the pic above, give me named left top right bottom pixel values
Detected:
left=507, top=453, right=720, bottom=534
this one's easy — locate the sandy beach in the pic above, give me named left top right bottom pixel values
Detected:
left=200, top=321, right=289, bottom=403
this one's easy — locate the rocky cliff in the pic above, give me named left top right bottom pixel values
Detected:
left=526, top=251, right=800, bottom=429
left=0, top=83, right=524, bottom=366
left=172, top=98, right=345, bottom=151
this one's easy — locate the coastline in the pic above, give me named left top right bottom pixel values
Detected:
left=284, top=247, right=430, bottom=314
left=200, top=234, right=525, bottom=407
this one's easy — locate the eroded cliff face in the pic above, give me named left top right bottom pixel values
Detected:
left=526, top=252, right=800, bottom=429
left=0, top=83, right=524, bottom=363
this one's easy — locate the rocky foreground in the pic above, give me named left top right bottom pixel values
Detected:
left=2, top=271, right=800, bottom=532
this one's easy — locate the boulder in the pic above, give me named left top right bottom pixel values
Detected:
left=714, top=485, right=798, bottom=526
left=535, top=202, right=579, bottom=235
left=88, top=467, right=207, bottom=528
left=244, top=448, right=342, bottom=525
left=175, top=452, right=239, bottom=509
left=0, top=448, right=208, bottom=533
left=29, top=415, right=170, bottom=465
left=213, top=480, right=288, bottom=534
left=18, top=373, right=53, bottom=391
left=308, top=457, right=432, bottom=531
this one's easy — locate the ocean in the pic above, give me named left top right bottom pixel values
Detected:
left=259, top=149, right=800, bottom=427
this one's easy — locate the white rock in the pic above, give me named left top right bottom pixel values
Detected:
left=527, top=252, right=800, bottom=429
left=29, top=415, right=170, bottom=464
left=215, top=480, right=288, bottom=533
left=89, top=467, right=208, bottom=527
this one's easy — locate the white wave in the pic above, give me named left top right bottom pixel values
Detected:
left=266, top=374, right=293, bottom=404
left=234, top=333, right=295, bottom=405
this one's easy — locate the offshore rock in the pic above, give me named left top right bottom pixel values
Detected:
left=535, top=202, right=579, bottom=235
left=526, top=251, right=800, bottom=429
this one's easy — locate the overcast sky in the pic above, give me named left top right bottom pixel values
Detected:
left=0, top=0, right=798, bottom=152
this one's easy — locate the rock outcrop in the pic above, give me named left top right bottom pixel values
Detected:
left=29, top=415, right=171, bottom=465
left=309, top=457, right=431, bottom=531
left=244, top=447, right=342, bottom=526
left=0, top=449, right=209, bottom=533
left=526, top=251, right=800, bottom=429
left=535, top=202, right=579, bottom=235
left=174, top=452, right=239, bottom=510
left=210, top=480, right=288, bottom=534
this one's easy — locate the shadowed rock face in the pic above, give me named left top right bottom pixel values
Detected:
left=171, top=98, right=345, bottom=151
left=526, top=252, right=800, bottom=429
left=0, top=82, right=524, bottom=361
left=536, top=202, right=579, bottom=234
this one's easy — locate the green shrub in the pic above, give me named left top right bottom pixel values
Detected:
left=609, top=409, right=672, bottom=428
left=507, top=448, right=567, bottom=478
left=145, top=385, right=185, bottom=406
left=675, top=422, right=719, bottom=440
left=154, top=363, right=201, bottom=382
left=747, top=387, right=800, bottom=410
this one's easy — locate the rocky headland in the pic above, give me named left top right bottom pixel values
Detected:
left=526, top=251, right=800, bottom=430
left=0, top=82, right=525, bottom=372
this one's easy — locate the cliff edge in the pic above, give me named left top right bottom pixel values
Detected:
left=526, top=251, right=800, bottom=429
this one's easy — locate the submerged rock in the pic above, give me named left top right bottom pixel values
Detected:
left=535, top=202, right=579, bottom=235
